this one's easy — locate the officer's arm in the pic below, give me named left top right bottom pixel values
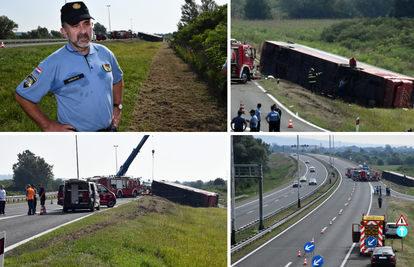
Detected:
left=14, top=93, right=74, bottom=132
left=112, top=78, right=124, bottom=127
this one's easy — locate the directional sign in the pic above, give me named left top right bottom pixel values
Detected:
left=396, top=214, right=408, bottom=226
left=366, top=237, right=377, bottom=248
left=304, top=242, right=315, bottom=253
left=397, top=226, right=408, bottom=237
left=312, top=255, right=324, bottom=267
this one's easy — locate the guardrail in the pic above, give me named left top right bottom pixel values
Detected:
left=5, top=192, right=58, bottom=203
left=231, top=156, right=339, bottom=255
left=0, top=39, right=66, bottom=44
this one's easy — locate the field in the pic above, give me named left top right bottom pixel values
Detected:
left=0, top=39, right=226, bottom=132
left=232, top=19, right=414, bottom=132
left=5, top=197, right=227, bottom=267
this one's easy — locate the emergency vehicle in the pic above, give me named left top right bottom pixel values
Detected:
left=352, top=213, right=386, bottom=255
left=231, top=39, right=256, bottom=83
left=90, top=176, right=142, bottom=198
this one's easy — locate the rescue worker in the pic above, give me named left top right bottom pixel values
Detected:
left=308, top=68, right=322, bottom=94
left=31, top=184, right=37, bottom=214
left=265, top=104, right=281, bottom=132
left=231, top=110, right=247, bottom=132
left=14, top=1, right=124, bottom=132
left=378, top=196, right=383, bottom=208
left=26, top=184, right=35, bottom=215
left=255, top=103, right=261, bottom=132
left=38, top=184, right=46, bottom=214
left=246, top=109, right=258, bottom=132
left=349, top=57, right=357, bottom=68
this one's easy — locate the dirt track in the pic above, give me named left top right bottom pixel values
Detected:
left=127, top=42, right=227, bottom=132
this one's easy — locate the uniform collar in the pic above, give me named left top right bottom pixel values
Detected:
left=65, top=41, right=98, bottom=55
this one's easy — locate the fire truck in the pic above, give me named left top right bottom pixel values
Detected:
left=91, top=135, right=150, bottom=198
left=352, top=213, right=386, bottom=255
left=94, top=31, right=107, bottom=41
left=231, top=39, right=256, bottom=83
left=108, top=30, right=132, bottom=39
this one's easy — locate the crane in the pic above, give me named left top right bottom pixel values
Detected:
left=116, top=135, right=149, bottom=177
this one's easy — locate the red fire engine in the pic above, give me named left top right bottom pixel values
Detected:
left=90, top=176, right=143, bottom=198
left=231, top=39, right=256, bottom=83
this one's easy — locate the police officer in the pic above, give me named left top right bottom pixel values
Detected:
left=265, top=104, right=281, bottom=132
left=231, top=110, right=247, bottom=132
left=246, top=109, right=258, bottom=132
left=378, top=196, right=383, bottom=208
left=255, top=103, right=261, bottom=132
left=14, top=1, right=124, bottom=132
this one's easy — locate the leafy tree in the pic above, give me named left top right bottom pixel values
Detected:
left=244, top=0, right=272, bottom=20
left=177, top=0, right=200, bottom=30
left=12, top=150, right=54, bottom=191
left=377, top=159, right=385, bottom=165
left=93, top=22, right=107, bottom=35
left=200, top=0, right=218, bottom=13
left=389, top=0, right=414, bottom=18
left=213, top=177, right=226, bottom=185
left=51, top=30, right=63, bottom=38
left=0, top=15, right=18, bottom=39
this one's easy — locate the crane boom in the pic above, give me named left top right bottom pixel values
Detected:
left=116, top=135, right=149, bottom=177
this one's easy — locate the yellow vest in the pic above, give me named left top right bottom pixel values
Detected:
left=27, top=188, right=34, bottom=200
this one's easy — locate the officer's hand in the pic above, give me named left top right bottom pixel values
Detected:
left=112, top=108, right=121, bottom=127
left=44, top=121, right=75, bottom=132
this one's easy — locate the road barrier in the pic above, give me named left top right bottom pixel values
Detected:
left=5, top=192, right=57, bottom=203
left=0, top=39, right=66, bottom=44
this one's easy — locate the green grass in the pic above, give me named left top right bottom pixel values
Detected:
left=386, top=199, right=414, bottom=267
left=235, top=153, right=297, bottom=201
left=0, top=39, right=162, bottom=131
left=5, top=197, right=227, bottom=267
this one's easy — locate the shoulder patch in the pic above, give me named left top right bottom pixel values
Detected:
left=34, top=66, right=42, bottom=76
left=102, top=64, right=112, bottom=72
left=23, top=74, right=38, bottom=89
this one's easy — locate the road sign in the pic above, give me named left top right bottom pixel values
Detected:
left=312, top=255, right=324, bottom=267
left=397, top=226, right=408, bottom=237
left=0, top=231, right=5, bottom=267
left=396, top=214, right=408, bottom=226
left=366, top=237, right=377, bottom=248
left=304, top=242, right=315, bottom=253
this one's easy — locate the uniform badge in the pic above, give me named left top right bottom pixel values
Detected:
left=102, top=64, right=112, bottom=72
left=73, top=3, right=81, bottom=9
left=34, top=66, right=42, bottom=76
left=23, top=74, right=38, bottom=89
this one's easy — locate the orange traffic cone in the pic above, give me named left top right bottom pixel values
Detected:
left=321, top=228, right=324, bottom=234
left=1, top=42, right=4, bottom=48
left=40, top=206, right=44, bottom=215
left=330, top=220, right=332, bottom=226
left=298, top=250, right=301, bottom=257
left=240, top=101, right=245, bottom=114
left=311, top=238, right=314, bottom=243
left=288, top=118, right=293, bottom=128
left=303, top=258, right=308, bottom=265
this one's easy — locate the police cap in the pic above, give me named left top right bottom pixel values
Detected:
left=61, top=2, right=94, bottom=25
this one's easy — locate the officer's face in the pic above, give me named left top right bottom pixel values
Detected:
left=61, top=19, right=93, bottom=49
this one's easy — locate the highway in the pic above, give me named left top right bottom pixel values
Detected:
left=232, top=154, right=413, bottom=267
left=235, top=154, right=327, bottom=229
left=0, top=197, right=138, bottom=253
left=231, top=81, right=328, bottom=132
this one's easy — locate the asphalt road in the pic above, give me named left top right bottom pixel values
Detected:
left=231, top=81, right=328, bottom=132
left=235, top=154, right=328, bottom=229
left=0, top=197, right=139, bottom=253
left=232, top=155, right=411, bottom=267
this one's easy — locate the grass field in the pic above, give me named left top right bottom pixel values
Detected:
left=0, top=39, right=161, bottom=131
left=5, top=197, right=227, bottom=267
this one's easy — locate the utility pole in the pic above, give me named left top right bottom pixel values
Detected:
left=107, top=5, right=112, bottom=33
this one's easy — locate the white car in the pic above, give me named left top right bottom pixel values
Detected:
left=385, top=223, right=398, bottom=236
left=305, top=160, right=310, bottom=164
left=310, top=166, right=316, bottom=172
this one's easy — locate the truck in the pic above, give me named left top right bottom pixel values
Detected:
left=260, top=40, right=414, bottom=108
left=352, top=213, right=386, bottom=255
left=138, top=32, right=163, bottom=42
left=231, top=39, right=256, bottom=84
left=94, top=31, right=107, bottom=41
left=90, top=135, right=150, bottom=198
left=58, top=179, right=100, bottom=212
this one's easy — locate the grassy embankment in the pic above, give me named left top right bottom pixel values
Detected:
left=0, top=39, right=162, bottom=131
left=386, top=199, right=414, bottom=267
left=232, top=19, right=414, bottom=132
left=5, top=197, right=227, bottom=267
left=235, top=153, right=297, bottom=202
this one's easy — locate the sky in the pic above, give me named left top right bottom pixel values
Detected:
left=0, top=0, right=228, bottom=34
left=253, top=133, right=414, bottom=148
left=0, top=134, right=228, bottom=182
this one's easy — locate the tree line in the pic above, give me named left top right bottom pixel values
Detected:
left=233, top=0, right=414, bottom=20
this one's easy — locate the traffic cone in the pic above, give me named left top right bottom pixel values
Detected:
left=346, top=202, right=348, bottom=206
left=311, top=238, right=314, bottom=243
left=51, top=198, right=53, bottom=204
left=240, top=101, right=245, bottom=114
left=321, top=228, right=324, bottom=234
left=40, top=206, right=44, bottom=215
left=339, top=210, right=342, bottom=215
left=288, top=118, right=293, bottom=128
left=298, top=250, right=301, bottom=257
left=1, top=42, right=4, bottom=48
left=330, top=220, right=332, bottom=226
left=303, top=258, right=308, bottom=265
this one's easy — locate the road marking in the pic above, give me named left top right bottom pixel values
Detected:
left=0, top=209, right=62, bottom=221
left=284, top=263, right=292, bottom=267
left=284, top=195, right=288, bottom=198
left=236, top=186, right=292, bottom=209
left=263, top=204, right=268, bottom=208
left=275, top=199, right=279, bottom=202
left=247, top=211, right=253, bottom=215
left=332, top=217, right=337, bottom=221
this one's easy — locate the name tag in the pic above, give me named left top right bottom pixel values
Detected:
left=64, top=74, right=85, bottom=85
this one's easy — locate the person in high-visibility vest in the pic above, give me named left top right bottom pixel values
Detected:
left=308, top=68, right=322, bottom=94
left=26, top=184, right=35, bottom=215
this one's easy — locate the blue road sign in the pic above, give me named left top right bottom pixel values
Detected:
left=312, top=255, right=324, bottom=267
left=397, top=226, right=408, bottom=237
left=366, top=237, right=377, bottom=248
left=304, top=242, right=315, bottom=253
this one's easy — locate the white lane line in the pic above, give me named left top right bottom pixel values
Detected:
left=332, top=217, right=337, bottom=221
left=247, top=211, right=254, bottom=215
left=263, top=204, right=268, bottom=208
left=236, top=185, right=292, bottom=209
left=275, top=199, right=279, bottom=202
left=284, top=195, right=288, bottom=198
left=0, top=209, right=62, bottom=221
left=285, top=263, right=292, bottom=267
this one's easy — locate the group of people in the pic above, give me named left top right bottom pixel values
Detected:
left=231, top=103, right=282, bottom=132
left=26, top=184, right=47, bottom=215
left=373, top=185, right=383, bottom=196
